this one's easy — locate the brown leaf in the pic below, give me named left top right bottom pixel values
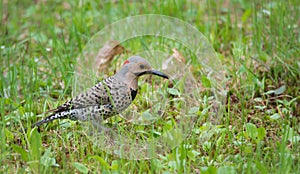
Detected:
left=95, top=40, right=125, bottom=73
left=172, top=48, right=186, bottom=63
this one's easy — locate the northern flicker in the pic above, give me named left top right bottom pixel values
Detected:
left=30, top=56, right=169, bottom=129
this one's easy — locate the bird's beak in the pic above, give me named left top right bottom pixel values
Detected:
left=144, top=69, right=169, bottom=79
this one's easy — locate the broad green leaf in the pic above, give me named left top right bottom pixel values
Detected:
left=111, top=160, right=119, bottom=170
left=274, top=85, right=286, bottom=95
left=167, top=88, right=181, bottom=96
left=246, top=123, right=258, bottom=139
left=72, top=162, right=89, bottom=174
left=5, top=128, right=14, bottom=141
left=142, top=111, right=156, bottom=121
left=12, top=144, right=29, bottom=162
left=289, top=136, right=300, bottom=145
left=187, top=150, right=200, bottom=161
left=88, top=155, right=110, bottom=170
left=254, top=105, right=267, bottom=110
left=29, top=128, right=42, bottom=172
left=217, top=166, right=235, bottom=174
left=201, top=75, right=211, bottom=88
left=263, top=90, right=275, bottom=95
left=201, top=166, right=217, bottom=174
left=29, top=128, right=42, bottom=161
left=284, top=127, right=294, bottom=140
left=270, top=113, right=280, bottom=120
left=257, top=127, right=266, bottom=142
left=41, top=148, right=59, bottom=167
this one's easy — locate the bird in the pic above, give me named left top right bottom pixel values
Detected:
left=30, top=56, right=169, bottom=129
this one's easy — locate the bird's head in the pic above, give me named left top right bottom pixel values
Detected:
left=115, top=56, right=169, bottom=88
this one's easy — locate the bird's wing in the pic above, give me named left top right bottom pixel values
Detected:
left=50, top=78, right=116, bottom=113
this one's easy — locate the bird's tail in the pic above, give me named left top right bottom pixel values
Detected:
left=19, top=111, right=70, bottom=133
left=31, top=111, right=69, bottom=128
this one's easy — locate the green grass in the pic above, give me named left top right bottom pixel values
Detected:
left=1, top=0, right=299, bottom=173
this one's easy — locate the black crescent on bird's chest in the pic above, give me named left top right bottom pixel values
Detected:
left=130, top=88, right=137, bottom=101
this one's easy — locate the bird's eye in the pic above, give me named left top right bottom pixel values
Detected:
left=140, top=64, right=145, bottom=69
